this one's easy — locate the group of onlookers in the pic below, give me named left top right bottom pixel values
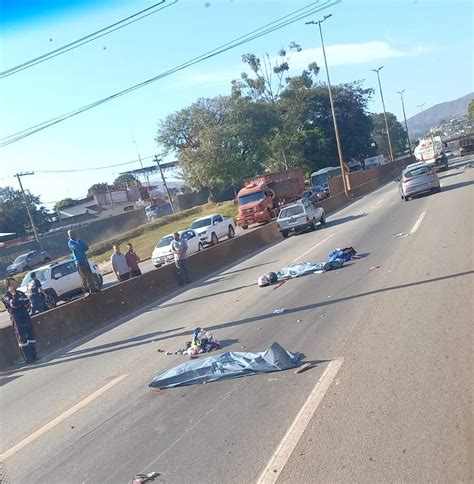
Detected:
left=2, top=229, right=191, bottom=365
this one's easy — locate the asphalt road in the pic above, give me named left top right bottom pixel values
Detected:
left=1, top=157, right=473, bottom=483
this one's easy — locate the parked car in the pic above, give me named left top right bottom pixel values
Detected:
left=151, top=229, right=203, bottom=268
left=7, top=250, right=51, bottom=276
left=19, top=259, right=103, bottom=309
left=301, top=186, right=329, bottom=204
left=190, top=213, right=236, bottom=246
left=145, top=203, right=173, bottom=221
left=277, top=199, right=326, bottom=238
left=397, top=165, right=441, bottom=201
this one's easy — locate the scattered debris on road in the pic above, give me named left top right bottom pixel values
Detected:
left=295, top=362, right=313, bottom=374
left=174, top=327, right=220, bottom=357
left=149, top=342, right=304, bottom=389
left=130, top=471, right=160, bottom=483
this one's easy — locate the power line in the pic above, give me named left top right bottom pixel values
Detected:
left=0, top=0, right=176, bottom=79
left=35, top=155, right=155, bottom=173
left=1, top=156, right=155, bottom=182
left=0, top=0, right=339, bottom=148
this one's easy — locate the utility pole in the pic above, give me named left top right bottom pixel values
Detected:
left=372, top=66, right=394, bottom=162
left=306, top=14, right=350, bottom=195
left=15, top=171, right=42, bottom=249
left=154, top=155, right=175, bottom=213
left=397, top=89, right=413, bottom=158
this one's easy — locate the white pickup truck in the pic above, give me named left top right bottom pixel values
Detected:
left=190, top=213, right=236, bottom=246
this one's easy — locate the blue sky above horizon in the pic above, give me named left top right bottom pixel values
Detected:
left=0, top=0, right=472, bottom=207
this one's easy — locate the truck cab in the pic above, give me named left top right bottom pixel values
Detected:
left=236, top=182, right=273, bottom=230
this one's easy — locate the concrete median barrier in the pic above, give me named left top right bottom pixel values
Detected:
left=0, top=158, right=415, bottom=370
left=0, top=222, right=282, bottom=370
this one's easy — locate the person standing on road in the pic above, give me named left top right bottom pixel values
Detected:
left=125, top=243, right=141, bottom=278
left=27, top=271, right=46, bottom=315
left=67, top=230, right=98, bottom=295
left=2, top=278, right=39, bottom=364
left=111, top=244, right=130, bottom=282
left=171, top=232, right=190, bottom=285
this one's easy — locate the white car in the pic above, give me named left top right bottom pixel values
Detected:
left=19, top=259, right=103, bottom=309
left=151, top=229, right=203, bottom=268
left=190, top=213, right=236, bottom=246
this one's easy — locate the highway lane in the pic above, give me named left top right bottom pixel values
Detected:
left=1, top=159, right=472, bottom=483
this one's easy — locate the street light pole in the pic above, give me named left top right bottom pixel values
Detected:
left=306, top=14, right=350, bottom=195
left=372, top=66, right=394, bottom=162
left=15, top=171, right=42, bottom=249
left=397, top=89, right=413, bottom=158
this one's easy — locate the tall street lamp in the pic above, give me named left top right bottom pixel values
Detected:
left=372, top=66, right=394, bottom=162
left=306, top=14, right=350, bottom=195
left=397, top=89, right=413, bottom=158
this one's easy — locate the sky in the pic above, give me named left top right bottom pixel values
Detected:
left=0, top=0, right=472, bottom=208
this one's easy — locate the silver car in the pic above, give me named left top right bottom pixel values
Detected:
left=277, top=200, right=326, bottom=238
left=398, top=165, right=440, bottom=201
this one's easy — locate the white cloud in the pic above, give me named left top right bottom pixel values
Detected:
left=179, top=41, right=432, bottom=87
left=288, top=41, right=431, bottom=69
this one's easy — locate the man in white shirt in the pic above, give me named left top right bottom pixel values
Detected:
left=170, top=232, right=190, bottom=285
left=110, top=244, right=130, bottom=282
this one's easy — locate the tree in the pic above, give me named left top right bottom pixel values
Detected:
left=370, top=112, right=407, bottom=158
left=155, top=45, right=376, bottom=188
left=468, top=99, right=474, bottom=121
left=232, top=42, right=307, bottom=104
left=156, top=96, right=277, bottom=191
left=113, top=173, right=140, bottom=188
left=54, top=198, right=78, bottom=210
left=87, top=183, right=108, bottom=197
left=0, top=186, right=51, bottom=236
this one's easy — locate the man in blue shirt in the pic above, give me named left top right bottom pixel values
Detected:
left=67, top=230, right=98, bottom=295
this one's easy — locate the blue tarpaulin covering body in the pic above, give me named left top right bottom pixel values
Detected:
left=149, top=342, right=304, bottom=389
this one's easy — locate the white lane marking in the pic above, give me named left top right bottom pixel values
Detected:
left=257, top=358, right=344, bottom=484
left=371, top=199, right=382, bottom=210
left=0, top=374, right=128, bottom=461
left=291, top=233, right=335, bottom=263
left=410, top=211, right=427, bottom=234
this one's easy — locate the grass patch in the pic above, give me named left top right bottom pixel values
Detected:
left=88, top=201, right=238, bottom=263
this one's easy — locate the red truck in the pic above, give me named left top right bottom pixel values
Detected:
left=236, top=169, right=306, bottom=229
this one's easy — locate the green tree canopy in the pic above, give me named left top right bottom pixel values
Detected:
left=113, top=173, right=140, bottom=188
left=54, top=198, right=78, bottom=210
left=468, top=99, right=474, bottom=121
left=370, top=112, right=407, bottom=158
left=0, top=186, right=51, bottom=236
left=87, top=183, right=109, bottom=197
left=156, top=46, right=376, bottom=189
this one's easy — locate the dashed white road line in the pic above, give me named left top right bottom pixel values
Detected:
left=257, top=358, right=344, bottom=484
left=291, top=233, right=335, bottom=263
left=0, top=374, right=128, bottom=461
left=410, top=211, right=427, bottom=234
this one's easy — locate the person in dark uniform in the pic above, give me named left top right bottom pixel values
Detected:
left=28, top=271, right=46, bottom=315
left=2, top=278, right=39, bottom=363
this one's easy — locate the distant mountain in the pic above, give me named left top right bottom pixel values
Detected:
left=406, top=92, right=474, bottom=137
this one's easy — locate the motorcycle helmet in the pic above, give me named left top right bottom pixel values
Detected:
left=258, top=275, right=270, bottom=287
